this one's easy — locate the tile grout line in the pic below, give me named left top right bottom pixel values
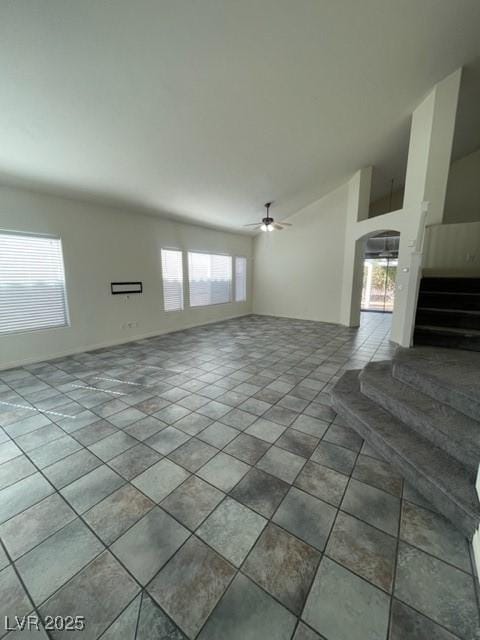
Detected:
left=295, top=430, right=365, bottom=632
left=386, top=468, right=404, bottom=639
left=3, top=314, right=447, bottom=639
left=0, top=537, right=53, bottom=640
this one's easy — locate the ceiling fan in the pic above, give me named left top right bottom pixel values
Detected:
left=243, top=202, right=293, bottom=232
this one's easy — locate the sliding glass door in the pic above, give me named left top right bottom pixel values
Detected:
left=361, top=257, right=398, bottom=313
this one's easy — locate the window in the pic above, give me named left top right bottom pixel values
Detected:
left=235, top=256, right=247, bottom=302
left=161, top=249, right=184, bottom=311
left=188, top=252, right=232, bottom=307
left=0, top=231, right=69, bottom=334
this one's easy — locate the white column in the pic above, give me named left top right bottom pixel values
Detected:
left=390, top=68, right=461, bottom=346
left=340, top=167, right=372, bottom=326
left=404, top=68, right=462, bottom=224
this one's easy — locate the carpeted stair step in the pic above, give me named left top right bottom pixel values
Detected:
left=419, top=277, right=480, bottom=293
left=413, top=325, right=480, bottom=352
left=416, top=308, right=480, bottom=331
left=393, top=346, right=480, bottom=421
left=418, top=291, right=480, bottom=311
left=360, top=361, right=480, bottom=472
left=331, top=370, right=479, bottom=539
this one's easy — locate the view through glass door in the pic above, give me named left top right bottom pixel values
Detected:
left=361, top=256, right=398, bottom=313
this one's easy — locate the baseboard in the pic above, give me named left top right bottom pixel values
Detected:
left=0, top=312, right=253, bottom=371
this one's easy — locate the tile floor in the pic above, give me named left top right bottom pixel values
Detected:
left=0, top=313, right=478, bottom=639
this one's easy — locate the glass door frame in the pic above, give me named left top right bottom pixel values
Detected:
left=361, top=255, right=398, bottom=313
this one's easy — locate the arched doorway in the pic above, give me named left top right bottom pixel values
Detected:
left=361, top=232, right=400, bottom=313
left=346, top=228, right=402, bottom=331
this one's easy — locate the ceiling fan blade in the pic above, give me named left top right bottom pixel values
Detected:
left=243, top=223, right=262, bottom=227
left=278, top=221, right=292, bottom=226
left=272, top=223, right=285, bottom=230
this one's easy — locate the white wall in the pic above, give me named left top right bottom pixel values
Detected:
left=252, top=70, right=461, bottom=347
left=0, top=185, right=253, bottom=369
left=444, top=148, right=480, bottom=224
left=252, top=185, right=349, bottom=323
left=423, top=221, right=480, bottom=275
left=369, top=147, right=480, bottom=224
left=369, top=189, right=404, bottom=218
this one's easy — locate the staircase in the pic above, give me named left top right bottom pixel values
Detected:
left=331, top=346, right=480, bottom=539
left=414, top=276, right=480, bottom=351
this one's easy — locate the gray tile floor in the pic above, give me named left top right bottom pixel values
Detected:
left=0, top=312, right=478, bottom=639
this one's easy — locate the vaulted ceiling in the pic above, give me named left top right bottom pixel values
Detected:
left=1, top=0, right=480, bottom=230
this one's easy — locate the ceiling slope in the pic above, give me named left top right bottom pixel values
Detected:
left=1, top=0, right=480, bottom=230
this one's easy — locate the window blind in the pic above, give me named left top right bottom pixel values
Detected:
left=0, top=232, right=69, bottom=334
left=235, top=256, right=247, bottom=302
left=161, top=249, right=184, bottom=311
left=188, top=252, right=232, bottom=307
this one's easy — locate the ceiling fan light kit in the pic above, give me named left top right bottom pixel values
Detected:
left=244, top=202, right=293, bottom=232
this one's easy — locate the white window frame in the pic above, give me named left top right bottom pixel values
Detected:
left=187, top=251, right=233, bottom=308
left=235, top=256, right=247, bottom=302
left=0, top=229, right=70, bottom=336
left=161, top=248, right=184, bottom=312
